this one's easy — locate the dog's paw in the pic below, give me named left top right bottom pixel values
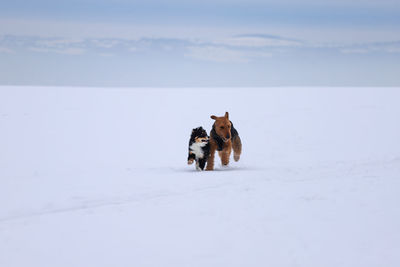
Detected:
left=187, top=159, right=194, bottom=165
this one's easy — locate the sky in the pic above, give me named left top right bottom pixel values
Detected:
left=0, top=0, right=399, bottom=87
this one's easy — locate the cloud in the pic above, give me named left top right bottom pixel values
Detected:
left=382, top=45, right=400, bottom=53
left=99, top=53, right=114, bottom=57
left=2, top=33, right=400, bottom=61
left=1, top=16, right=399, bottom=46
left=185, top=46, right=271, bottom=63
left=339, top=42, right=400, bottom=54
left=28, top=47, right=85, bottom=55
left=214, top=34, right=304, bottom=48
left=0, top=47, right=14, bottom=53
left=91, top=39, right=122, bottom=48
left=185, top=46, right=248, bottom=62
left=37, top=38, right=84, bottom=48
left=340, top=48, right=370, bottom=54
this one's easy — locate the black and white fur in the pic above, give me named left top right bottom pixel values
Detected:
left=187, top=127, right=210, bottom=171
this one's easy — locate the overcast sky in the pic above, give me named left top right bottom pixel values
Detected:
left=0, top=0, right=399, bottom=86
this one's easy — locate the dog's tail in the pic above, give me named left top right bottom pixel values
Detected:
left=231, top=123, right=242, bottom=162
left=232, top=135, right=242, bottom=162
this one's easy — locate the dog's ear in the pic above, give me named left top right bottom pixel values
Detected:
left=211, top=115, right=217, bottom=120
left=225, top=112, right=229, bottom=119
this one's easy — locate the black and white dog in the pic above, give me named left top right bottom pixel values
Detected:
left=187, top=127, right=210, bottom=171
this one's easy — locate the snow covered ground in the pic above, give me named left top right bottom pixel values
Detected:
left=0, top=86, right=399, bottom=267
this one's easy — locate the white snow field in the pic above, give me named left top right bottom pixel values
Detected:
left=0, top=86, right=399, bottom=267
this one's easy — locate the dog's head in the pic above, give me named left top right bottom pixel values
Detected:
left=191, top=127, right=209, bottom=143
left=211, top=112, right=232, bottom=142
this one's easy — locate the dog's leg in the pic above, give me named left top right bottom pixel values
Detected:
left=232, top=135, right=242, bottom=162
left=206, top=143, right=216, bottom=170
left=221, top=143, right=232, bottom=166
left=195, top=160, right=201, bottom=171
left=199, top=158, right=206, bottom=170
left=188, top=151, right=195, bottom=165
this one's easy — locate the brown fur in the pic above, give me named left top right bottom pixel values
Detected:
left=206, top=112, right=242, bottom=170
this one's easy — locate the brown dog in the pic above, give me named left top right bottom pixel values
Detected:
left=206, top=112, right=242, bottom=170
